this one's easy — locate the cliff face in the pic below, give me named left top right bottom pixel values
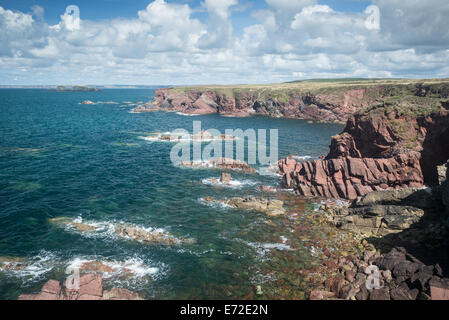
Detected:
left=135, top=84, right=425, bottom=123
left=135, top=80, right=449, bottom=124
left=278, top=95, right=449, bottom=199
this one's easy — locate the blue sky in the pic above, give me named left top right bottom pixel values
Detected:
left=0, top=0, right=448, bottom=85
left=0, top=0, right=371, bottom=36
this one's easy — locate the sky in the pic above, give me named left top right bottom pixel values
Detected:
left=0, top=0, right=449, bottom=85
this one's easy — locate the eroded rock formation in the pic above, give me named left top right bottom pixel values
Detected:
left=134, top=86, right=387, bottom=123
left=202, top=196, right=286, bottom=217
left=279, top=96, right=449, bottom=199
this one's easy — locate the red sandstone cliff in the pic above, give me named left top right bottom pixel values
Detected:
left=278, top=99, right=449, bottom=199
left=135, top=86, right=386, bottom=123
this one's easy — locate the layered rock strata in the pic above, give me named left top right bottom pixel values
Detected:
left=279, top=99, right=449, bottom=199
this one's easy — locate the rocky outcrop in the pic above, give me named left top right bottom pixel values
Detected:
left=202, top=196, right=286, bottom=217
left=134, top=81, right=449, bottom=122
left=134, top=86, right=389, bottom=123
left=279, top=154, right=424, bottom=200
left=81, top=100, right=95, bottom=105
left=114, top=224, right=195, bottom=245
left=279, top=97, right=449, bottom=199
left=18, top=274, right=143, bottom=300
left=322, top=188, right=434, bottom=236
left=142, top=130, right=236, bottom=143
left=50, top=217, right=195, bottom=246
left=180, top=158, right=257, bottom=174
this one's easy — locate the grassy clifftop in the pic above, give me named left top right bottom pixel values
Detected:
left=169, top=78, right=449, bottom=97
left=166, top=79, right=449, bottom=103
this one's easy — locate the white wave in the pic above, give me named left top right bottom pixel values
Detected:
left=201, top=177, right=258, bottom=189
left=98, top=101, right=119, bottom=105
left=236, top=239, right=294, bottom=261
left=197, top=198, right=230, bottom=210
left=66, top=256, right=160, bottom=280
left=176, top=112, right=201, bottom=117
left=55, top=216, right=190, bottom=247
left=291, top=155, right=312, bottom=161
left=0, top=250, right=56, bottom=283
left=258, top=165, right=281, bottom=177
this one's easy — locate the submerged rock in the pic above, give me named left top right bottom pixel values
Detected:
left=0, top=256, right=27, bottom=271
left=49, top=217, right=98, bottom=232
left=114, top=225, right=194, bottom=245
left=80, top=100, right=95, bottom=105
left=80, top=261, right=114, bottom=274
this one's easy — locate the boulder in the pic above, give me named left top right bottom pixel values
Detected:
left=369, top=287, right=391, bottom=300
left=206, top=197, right=286, bottom=217
left=390, top=286, right=416, bottom=300
left=79, top=274, right=103, bottom=298
left=429, top=278, right=449, bottom=300
left=114, top=225, right=179, bottom=245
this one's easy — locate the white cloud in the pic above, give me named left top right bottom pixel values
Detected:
left=265, top=0, right=316, bottom=13
left=0, top=0, right=449, bottom=85
left=202, top=0, right=237, bottom=20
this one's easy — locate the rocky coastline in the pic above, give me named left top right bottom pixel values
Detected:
left=278, top=82, right=449, bottom=299
left=278, top=85, right=449, bottom=199
left=133, top=80, right=449, bottom=123
left=14, top=80, right=449, bottom=300
left=133, top=81, right=449, bottom=300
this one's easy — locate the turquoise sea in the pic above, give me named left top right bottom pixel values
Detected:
left=0, top=88, right=343, bottom=299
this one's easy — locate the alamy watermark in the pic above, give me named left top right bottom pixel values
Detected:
left=365, top=265, right=381, bottom=290
left=64, top=5, right=80, bottom=31
left=364, top=5, right=381, bottom=31
left=168, top=121, right=278, bottom=172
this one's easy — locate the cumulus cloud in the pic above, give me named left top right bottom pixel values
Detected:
left=0, top=0, right=448, bottom=85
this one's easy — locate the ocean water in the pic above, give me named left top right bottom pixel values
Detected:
left=0, top=89, right=343, bottom=299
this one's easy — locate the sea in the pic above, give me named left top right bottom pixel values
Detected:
left=0, top=88, right=343, bottom=299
